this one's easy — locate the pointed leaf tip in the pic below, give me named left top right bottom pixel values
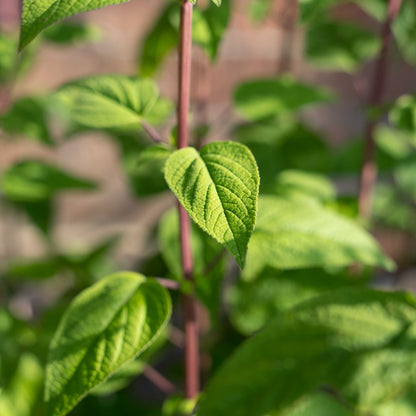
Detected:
left=164, top=141, right=259, bottom=268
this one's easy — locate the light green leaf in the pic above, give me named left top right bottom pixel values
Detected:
left=306, top=20, right=380, bottom=72
left=248, top=0, right=272, bottom=22
left=164, top=141, right=259, bottom=268
left=243, top=196, right=394, bottom=279
left=395, top=156, right=416, bottom=203
left=273, top=170, right=336, bottom=203
left=234, top=76, right=332, bottom=121
left=45, top=272, right=171, bottom=416
left=198, top=289, right=416, bottom=416
left=390, top=94, right=416, bottom=140
left=211, top=0, right=222, bottom=6
left=0, top=32, right=18, bottom=83
left=228, top=267, right=366, bottom=335
left=54, top=75, right=172, bottom=130
left=19, top=0, right=132, bottom=50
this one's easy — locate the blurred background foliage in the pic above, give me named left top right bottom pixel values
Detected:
left=1, top=0, right=416, bottom=415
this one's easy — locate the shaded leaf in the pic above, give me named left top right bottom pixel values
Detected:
left=198, top=289, right=416, bottom=416
left=306, top=20, right=380, bottom=72
left=0, top=96, right=53, bottom=145
left=243, top=196, right=394, bottom=279
left=0, top=160, right=96, bottom=202
left=164, top=141, right=259, bottom=268
left=43, top=21, right=101, bottom=45
left=45, top=272, right=171, bottom=416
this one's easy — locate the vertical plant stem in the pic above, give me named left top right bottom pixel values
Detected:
left=358, top=0, right=402, bottom=220
left=177, top=0, right=200, bottom=400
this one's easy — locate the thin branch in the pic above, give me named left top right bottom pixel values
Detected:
left=141, top=120, right=165, bottom=144
left=177, top=0, right=200, bottom=401
left=358, top=0, right=403, bottom=220
left=156, top=278, right=180, bottom=290
left=168, top=325, right=186, bottom=348
left=143, top=365, right=177, bottom=395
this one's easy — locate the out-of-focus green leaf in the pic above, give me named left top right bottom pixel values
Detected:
left=198, top=289, right=416, bottom=416
left=235, top=122, right=331, bottom=191
left=306, top=20, right=380, bottom=72
left=165, top=141, right=259, bottom=268
left=299, top=0, right=343, bottom=23
left=43, top=21, right=101, bottom=45
left=234, top=76, right=333, bottom=121
left=390, top=94, right=416, bottom=140
left=162, top=395, right=198, bottom=416
left=54, top=75, right=172, bottom=130
left=373, top=184, right=416, bottom=232
left=248, top=0, right=272, bottom=22
left=0, top=160, right=96, bottom=202
left=395, top=156, right=416, bottom=202
left=126, top=145, right=170, bottom=197
left=243, top=196, right=394, bottom=279
left=273, top=170, right=336, bottom=203
left=0, top=96, right=53, bottom=145
left=276, top=393, right=354, bottom=416
left=228, top=267, right=367, bottom=335
left=5, top=257, right=62, bottom=280
left=0, top=353, right=44, bottom=416
left=375, top=125, right=416, bottom=160
left=159, top=208, right=224, bottom=323
left=19, top=0, right=132, bottom=50
left=45, top=272, right=171, bottom=416
left=0, top=32, right=17, bottom=83
left=139, top=0, right=230, bottom=76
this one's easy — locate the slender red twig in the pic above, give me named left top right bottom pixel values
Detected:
left=177, top=0, right=200, bottom=400
left=141, top=120, right=164, bottom=144
left=143, top=365, right=176, bottom=395
left=156, top=278, right=180, bottom=290
left=358, top=0, right=402, bottom=220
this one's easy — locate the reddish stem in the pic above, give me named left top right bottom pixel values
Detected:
left=177, top=0, right=199, bottom=400
left=358, top=0, right=402, bottom=220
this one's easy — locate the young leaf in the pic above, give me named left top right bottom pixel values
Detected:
left=19, top=0, right=132, bottom=50
left=234, top=76, right=332, bottom=121
left=243, top=196, right=394, bottom=279
left=54, top=75, right=172, bottom=130
left=198, top=289, right=416, bottom=416
left=211, top=0, right=222, bottom=6
left=45, top=272, right=171, bottom=416
left=164, top=141, right=259, bottom=268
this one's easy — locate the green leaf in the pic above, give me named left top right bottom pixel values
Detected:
left=234, top=76, right=332, bottom=121
left=0, top=160, right=96, bottom=202
left=198, top=289, right=416, bottom=416
left=248, top=0, right=272, bottom=22
left=126, top=145, right=171, bottom=197
left=0, top=32, right=18, bottom=83
left=45, top=271, right=171, bottom=416
left=19, top=0, right=132, bottom=50
left=139, top=0, right=230, bottom=76
left=43, top=21, right=101, bottom=45
left=164, top=141, right=259, bottom=268
left=273, top=170, right=336, bottom=203
left=243, top=196, right=394, bottom=279
left=395, top=156, right=416, bottom=203
left=299, top=0, right=343, bottom=23
left=228, top=267, right=367, bottom=335
left=390, top=94, right=416, bottom=140
left=211, top=0, right=221, bottom=6
left=159, top=208, right=224, bottom=323
left=306, top=20, right=380, bottom=72
left=5, top=257, right=62, bottom=280
left=0, top=96, right=53, bottom=145
left=54, top=75, right=172, bottom=130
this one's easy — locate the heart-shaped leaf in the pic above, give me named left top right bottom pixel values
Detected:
left=45, top=272, right=171, bottom=416
left=164, top=141, right=259, bottom=268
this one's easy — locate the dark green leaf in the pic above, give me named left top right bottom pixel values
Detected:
left=43, top=21, right=101, bottom=45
